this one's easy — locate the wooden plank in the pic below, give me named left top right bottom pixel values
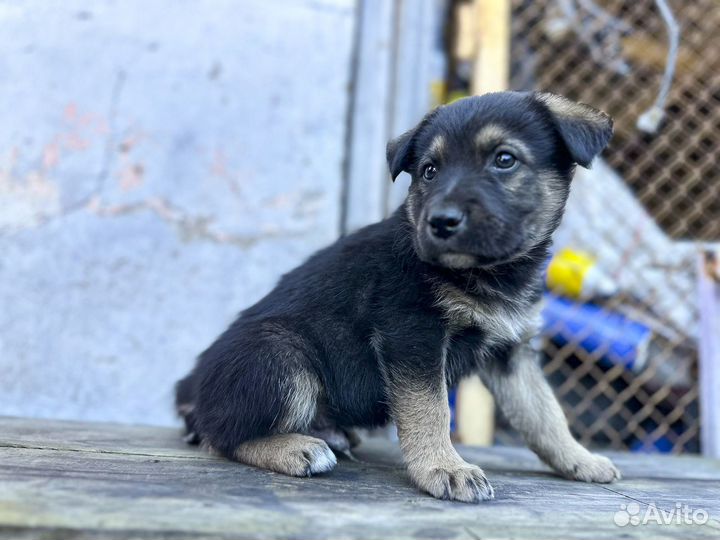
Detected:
left=0, top=445, right=706, bottom=540
left=0, top=416, right=199, bottom=459
left=344, top=0, right=445, bottom=231
left=699, top=249, right=720, bottom=458
left=385, top=0, right=444, bottom=213
left=343, top=0, right=396, bottom=234
left=1, top=417, right=720, bottom=539
left=4, top=415, right=719, bottom=479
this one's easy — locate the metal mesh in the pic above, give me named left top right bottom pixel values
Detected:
left=511, top=0, right=720, bottom=241
left=490, top=0, right=714, bottom=453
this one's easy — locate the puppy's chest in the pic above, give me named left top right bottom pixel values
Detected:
left=435, top=284, right=540, bottom=346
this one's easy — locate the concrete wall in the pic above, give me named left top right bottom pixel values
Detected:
left=0, top=1, right=356, bottom=426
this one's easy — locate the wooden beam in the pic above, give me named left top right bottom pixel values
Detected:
left=472, top=0, right=511, bottom=94
left=456, top=0, right=511, bottom=447
left=699, top=249, right=720, bottom=458
left=342, top=0, right=396, bottom=234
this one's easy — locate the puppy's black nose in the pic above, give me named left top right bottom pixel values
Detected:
left=428, top=207, right=465, bottom=239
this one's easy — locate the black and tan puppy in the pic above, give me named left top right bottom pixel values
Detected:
left=176, top=91, right=620, bottom=503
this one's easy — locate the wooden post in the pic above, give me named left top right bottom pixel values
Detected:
left=698, top=249, right=720, bottom=458
left=472, top=0, right=511, bottom=95
left=456, top=0, right=511, bottom=447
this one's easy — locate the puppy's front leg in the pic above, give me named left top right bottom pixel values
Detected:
left=481, top=343, right=620, bottom=483
left=379, top=331, right=494, bottom=503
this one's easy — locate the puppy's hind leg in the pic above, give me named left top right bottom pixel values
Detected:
left=194, top=322, right=336, bottom=476
left=235, top=368, right=337, bottom=476
left=233, top=366, right=337, bottom=477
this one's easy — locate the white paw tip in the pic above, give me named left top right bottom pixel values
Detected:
left=308, top=446, right=337, bottom=475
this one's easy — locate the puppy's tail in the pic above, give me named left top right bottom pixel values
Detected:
left=175, top=373, right=201, bottom=445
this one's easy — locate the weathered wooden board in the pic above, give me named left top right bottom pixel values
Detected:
left=1, top=416, right=719, bottom=539
left=699, top=249, right=720, bottom=458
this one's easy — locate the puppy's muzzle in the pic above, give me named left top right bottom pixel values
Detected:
left=427, top=204, right=466, bottom=240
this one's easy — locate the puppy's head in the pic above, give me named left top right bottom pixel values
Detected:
left=387, top=91, right=613, bottom=269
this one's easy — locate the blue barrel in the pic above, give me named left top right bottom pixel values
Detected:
left=541, top=293, right=651, bottom=371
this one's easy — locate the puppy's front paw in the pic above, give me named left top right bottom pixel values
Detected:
left=560, top=452, right=621, bottom=483
left=411, top=463, right=494, bottom=503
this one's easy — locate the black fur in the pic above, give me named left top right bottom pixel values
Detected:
left=175, top=91, right=612, bottom=459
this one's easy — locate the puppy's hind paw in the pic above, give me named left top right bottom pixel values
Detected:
left=563, top=452, right=621, bottom=484
left=235, top=434, right=337, bottom=477
left=300, top=439, right=338, bottom=476
left=412, top=463, right=494, bottom=503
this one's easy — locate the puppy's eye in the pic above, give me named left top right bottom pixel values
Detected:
left=494, top=151, right=517, bottom=170
left=423, top=164, right=437, bottom=180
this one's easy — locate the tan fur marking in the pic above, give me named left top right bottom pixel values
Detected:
left=278, top=370, right=321, bottom=432
left=428, top=134, right=446, bottom=158
left=435, top=283, right=536, bottom=343
left=539, top=170, right=570, bottom=212
left=474, top=124, right=533, bottom=162
left=474, top=124, right=508, bottom=148
left=501, top=137, right=533, bottom=160
left=437, top=253, right=477, bottom=269
left=392, top=381, right=459, bottom=471
left=405, top=191, right=420, bottom=227
left=537, top=92, right=608, bottom=126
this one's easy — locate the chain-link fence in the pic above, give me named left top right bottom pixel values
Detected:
left=511, top=0, right=719, bottom=240
left=489, top=0, right=720, bottom=454
left=419, top=0, right=720, bottom=453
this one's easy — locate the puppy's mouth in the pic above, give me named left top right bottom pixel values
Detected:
left=417, top=234, right=527, bottom=269
left=434, top=249, right=523, bottom=269
left=437, top=253, right=478, bottom=269
left=413, top=212, right=528, bottom=270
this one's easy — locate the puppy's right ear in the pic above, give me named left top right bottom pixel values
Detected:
left=387, top=108, right=441, bottom=181
left=386, top=128, right=416, bottom=182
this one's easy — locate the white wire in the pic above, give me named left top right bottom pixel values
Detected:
left=652, top=0, right=680, bottom=112
left=636, top=0, right=680, bottom=133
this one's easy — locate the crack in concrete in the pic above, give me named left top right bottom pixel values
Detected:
left=30, top=69, right=126, bottom=229
left=90, top=196, right=308, bottom=248
left=94, top=69, right=127, bottom=198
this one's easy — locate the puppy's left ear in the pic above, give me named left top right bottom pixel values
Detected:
left=535, top=92, right=613, bottom=169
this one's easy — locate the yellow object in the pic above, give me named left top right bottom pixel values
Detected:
left=446, top=90, right=469, bottom=104
left=547, top=248, right=617, bottom=299
left=547, top=248, right=595, bottom=299
left=430, top=81, right=447, bottom=108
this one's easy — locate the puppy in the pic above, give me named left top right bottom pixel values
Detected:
left=176, top=91, right=620, bottom=503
